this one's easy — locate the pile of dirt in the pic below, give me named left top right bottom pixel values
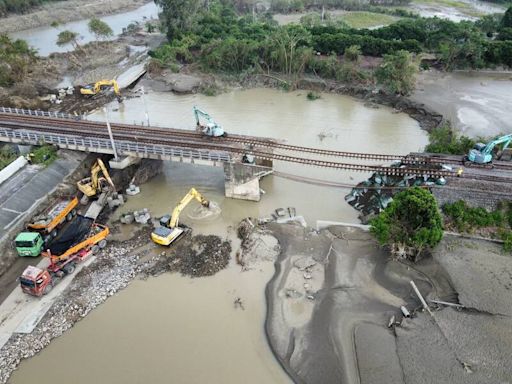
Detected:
left=176, top=235, right=231, bottom=277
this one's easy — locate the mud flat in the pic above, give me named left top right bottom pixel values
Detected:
left=265, top=224, right=512, bottom=384
left=413, top=70, right=512, bottom=137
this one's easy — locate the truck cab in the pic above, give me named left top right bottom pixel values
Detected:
left=20, top=265, right=53, bottom=296
left=15, top=232, right=44, bottom=257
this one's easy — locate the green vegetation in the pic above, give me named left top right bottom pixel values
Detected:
left=442, top=200, right=506, bottom=231
left=443, top=200, right=512, bottom=252
left=0, top=34, right=36, bottom=87
left=370, top=187, right=443, bottom=260
left=424, top=123, right=476, bottom=155
left=56, top=30, right=80, bottom=49
left=0, top=145, right=17, bottom=170
left=88, top=18, right=113, bottom=40
left=375, top=49, right=417, bottom=95
left=306, top=91, right=321, bottom=100
left=31, top=144, right=57, bottom=166
left=149, top=1, right=512, bottom=88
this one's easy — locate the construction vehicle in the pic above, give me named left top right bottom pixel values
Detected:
left=77, top=158, right=116, bottom=199
left=465, top=134, right=512, bottom=165
left=193, top=106, right=226, bottom=137
left=15, top=197, right=79, bottom=256
left=151, top=188, right=210, bottom=246
left=80, top=79, right=122, bottom=102
left=19, top=216, right=109, bottom=297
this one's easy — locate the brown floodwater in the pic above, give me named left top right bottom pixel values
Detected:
left=9, top=89, right=427, bottom=384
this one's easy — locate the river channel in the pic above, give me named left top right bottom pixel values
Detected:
left=9, top=89, right=428, bottom=383
left=9, top=2, right=159, bottom=56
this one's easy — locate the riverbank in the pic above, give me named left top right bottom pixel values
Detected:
left=0, top=0, right=152, bottom=34
left=264, top=224, right=512, bottom=384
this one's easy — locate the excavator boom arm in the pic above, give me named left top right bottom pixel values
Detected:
left=483, top=134, right=512, bottom=155
left=169, top=188, right=210, bottom=228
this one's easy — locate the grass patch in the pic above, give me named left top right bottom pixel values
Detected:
left=31, top=144, right=57, bottom=166
left=0, top=145, right=17, bottom=170
left=339, top=12, right=400, bottom=29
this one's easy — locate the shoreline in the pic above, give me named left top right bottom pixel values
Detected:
left=0, top=0, right=153, bottom=34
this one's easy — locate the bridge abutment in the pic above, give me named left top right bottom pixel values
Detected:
left=223, top=162, right=273, bottom=202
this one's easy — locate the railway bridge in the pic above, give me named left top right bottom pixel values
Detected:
left=1, top=107, right=511, bottom=201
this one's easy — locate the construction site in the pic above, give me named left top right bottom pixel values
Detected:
left=0, top=1, right=512, bottom=383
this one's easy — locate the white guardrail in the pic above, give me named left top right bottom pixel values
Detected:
left=0, top=128, right=231, bottom=163
left=0, top=155, right=28, bottom=185
left=0, top=106, right=84, bottom=120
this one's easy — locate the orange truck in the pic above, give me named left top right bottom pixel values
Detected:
left=27, top=196, right=79, bottom=237
left=19, top=216, right=109, bottom=297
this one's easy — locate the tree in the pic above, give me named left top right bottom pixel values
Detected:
left=88, top=17, right=113, bottom=40
left=263, top=24, right=312, bottom=79
left=155, top=0, right=201, bottom=41
left=370, top=187, right=443, bottom=261
left=56, top=30, right=81, bottom=50
left=344, top=45, right=361, bottom=63
left=375, top=50, right=417, bottom=95
left=501, top=6, right=512, bottom=29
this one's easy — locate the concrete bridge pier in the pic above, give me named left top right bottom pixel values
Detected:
left=109, top=156, right=141, bottom=170
left=224, top=161, right=273, bottom=201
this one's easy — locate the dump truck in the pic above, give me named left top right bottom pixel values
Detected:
left=19, top=216, right=109, bottom=297
left=15, top=197, right=79, bottom=257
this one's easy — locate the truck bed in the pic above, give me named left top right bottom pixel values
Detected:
left=28, top=197, right=78, bottom=231
left=46, top=215, right=93, bottom=256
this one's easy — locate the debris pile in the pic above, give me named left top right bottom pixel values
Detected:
left=120, top=208, right=151, bottom=224
left=258, top=207, right=307, bottom=227
left=176, top=235, right=231, bottom=277
left=345, top=163, right=447, bottom=219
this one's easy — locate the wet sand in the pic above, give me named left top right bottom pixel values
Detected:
left=266, top=225, right=512, bottom=383
left=413, top=71, right=512, bottom=138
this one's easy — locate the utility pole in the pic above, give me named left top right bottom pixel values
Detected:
left=141, top=86, right=150, bottom=127
left=104, top=106, right=118, bottom=161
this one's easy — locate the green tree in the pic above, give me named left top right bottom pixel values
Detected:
left=501, top=6, right=512, bottom=29
left=370, top=187, right=444, bottom=261
left=344, top=44, right=361, bottom=63
left=88, top=17, right=114, bottom=40
left=376, top=50, right=417, bottom=95
left=262, top=24, right=312, bottom=79
left=155, top=0, right=201, bottom=40
left=56, top=30, right=81, bottom=50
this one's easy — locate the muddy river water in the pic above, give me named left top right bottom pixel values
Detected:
left=10, top=89, right=427, bottom=383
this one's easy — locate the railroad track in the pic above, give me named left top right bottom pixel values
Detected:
left=0, top=113, right=406, bottom=161
left=0, top=118, right=455, bottom=178
left=2, top=112, right=512, bottom=182
left=4, top=112, right=512, bottom=171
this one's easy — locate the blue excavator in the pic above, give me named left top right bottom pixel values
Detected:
left=465, top=134, right=512, bottom=165
left=193, top=106, right=226, bottom=137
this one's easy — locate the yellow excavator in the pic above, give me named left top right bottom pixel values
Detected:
left=151, top=188, right=210, bottom=246
left=77, top=158, right=116, bottom=198
left=80, top=80, right=122, bottom=101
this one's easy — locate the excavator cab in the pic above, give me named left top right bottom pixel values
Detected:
left=193, top=106, right=226, bottom=137
left=151, top=188, right=210, bottom=246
